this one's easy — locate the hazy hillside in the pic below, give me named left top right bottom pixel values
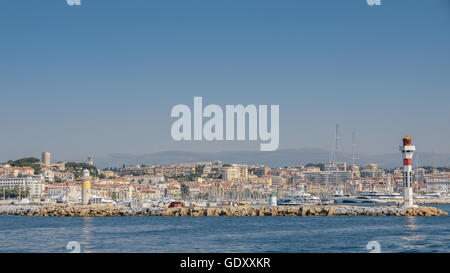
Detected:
left=91, top=148, right=450, bottom=169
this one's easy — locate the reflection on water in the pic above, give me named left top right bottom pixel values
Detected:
left=404, top=216, right=418, bottom=231
left=397, top=216, right=427, bottom=252
left=80, top=217, right=94, bottom=253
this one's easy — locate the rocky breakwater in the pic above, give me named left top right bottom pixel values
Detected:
left=0, top=204, right=447, bottom=217
left=159, top=205, right=448, bottom=217
left=0, top=204, right=123, bottom=217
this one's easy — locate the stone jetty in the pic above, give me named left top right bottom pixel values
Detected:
left=0, top=204, right=447, bottom=217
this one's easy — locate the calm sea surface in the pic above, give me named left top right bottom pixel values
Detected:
left=0, top=204, right=449, bottom=253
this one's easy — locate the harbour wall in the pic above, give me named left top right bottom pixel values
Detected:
left=0, top=204, right=447, bottom=217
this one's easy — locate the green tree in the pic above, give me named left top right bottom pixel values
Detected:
left=7, top=157, right=41, bottom=174
left=66, top=162, right=99, bottom=178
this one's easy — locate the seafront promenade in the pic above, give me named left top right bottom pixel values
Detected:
left=0, top=204, right=447, bottom=217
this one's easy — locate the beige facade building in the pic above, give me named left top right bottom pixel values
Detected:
left=222, top=164, right=248, bottom=181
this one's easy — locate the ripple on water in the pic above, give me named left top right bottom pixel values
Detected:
left=0, top=204, right=449, bottom=253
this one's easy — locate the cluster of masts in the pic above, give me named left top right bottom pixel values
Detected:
left=327, top=124, right=419, bottom=207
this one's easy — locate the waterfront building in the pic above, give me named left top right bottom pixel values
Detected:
left=44, top=182, right=80, bottom=202
left=425, top=174, right=450, bottom=192
left=303, top=170, right=352, bottom=184
left=0, top=175, right=44, bottom=198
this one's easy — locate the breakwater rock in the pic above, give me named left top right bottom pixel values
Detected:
left=0, top=204, right=123, bottom=217
left=0, top=204, right=447, bottom=217
left=157, top=205, right=448, bottom=217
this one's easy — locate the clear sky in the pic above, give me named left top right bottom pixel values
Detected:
left=0, top=0, right=449, bottom=162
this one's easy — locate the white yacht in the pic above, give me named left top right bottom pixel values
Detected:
left=333, top=191, right=394, bottom=204
left=363, top=191, right=403, bottom=201
left=277, top=192, right=321, bottom=206
left=414, top=191, right=450, bottom=199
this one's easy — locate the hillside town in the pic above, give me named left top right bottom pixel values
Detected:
left=1, top=150, right=450, bottom=207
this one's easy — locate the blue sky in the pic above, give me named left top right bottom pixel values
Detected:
left=0, top=0, right=449, bottom=162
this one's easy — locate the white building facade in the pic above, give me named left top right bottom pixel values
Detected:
left=0, top=175, right=44, bottom=198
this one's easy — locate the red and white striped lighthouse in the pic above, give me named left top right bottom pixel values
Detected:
left=399, top=135, right=416, bottom=207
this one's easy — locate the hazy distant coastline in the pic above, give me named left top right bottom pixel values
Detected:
left=85, top=148, right=450, bottom=169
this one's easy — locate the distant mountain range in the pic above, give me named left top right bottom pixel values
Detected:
left=91, top=148, right=450, bottom=169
